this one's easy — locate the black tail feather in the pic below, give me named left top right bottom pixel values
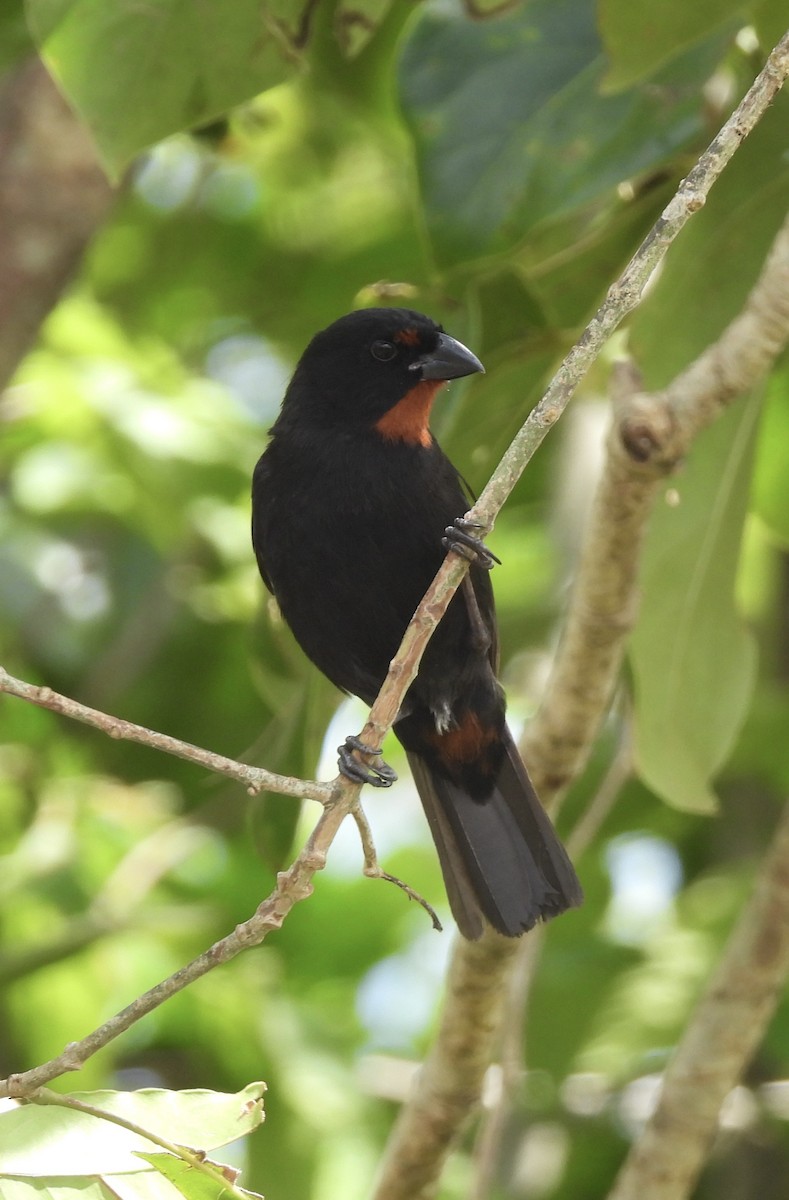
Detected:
left=407, top=728, right=582, bottom=939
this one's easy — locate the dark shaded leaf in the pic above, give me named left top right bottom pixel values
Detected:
left=629, top=92, right=789, bottom=386
left=400, top=0, right=728, bottom=264
left=599, top=0, right=744, bottom=92
left=630, top=397, right=760, bottom=812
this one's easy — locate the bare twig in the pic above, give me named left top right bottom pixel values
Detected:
left=608, top=798, right=789, bottom=1200
left=372, top=36, right=789, bottom=1200
left=618, top=221, right=789, bottom=469
left=352, top=802, right=443, bottom=930
left=0, top=667, right=334, bottom=805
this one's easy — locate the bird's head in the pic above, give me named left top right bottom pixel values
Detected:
left=279, top=308, right=484, bottom=447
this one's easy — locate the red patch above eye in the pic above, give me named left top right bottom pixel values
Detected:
left=394, top=327, right=421, bottom=347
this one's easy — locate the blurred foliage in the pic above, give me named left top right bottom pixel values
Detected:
left=2, top=0, right=789, bottom=1197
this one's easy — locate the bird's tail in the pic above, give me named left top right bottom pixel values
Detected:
left=406, top=727, right=582, bottom=939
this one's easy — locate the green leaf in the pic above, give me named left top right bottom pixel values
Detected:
left=629, top=92, right=789, bottom=387
left=598, top=0, right=744, bottom=92
left=753, top=364, right=789, bottom=543
left=400, top=0, right=727, bottom=265
left=0, top=1177, right=204, bottom=1199
left=0, top=1084, right=265, bottom=1175
left=24, top=0, right=305, bottom=177
left=630, top=396, right=760, bottom=813
left=0, top=0, right=34, bottom=74
left=0, top=1180, right=117, bottom=1200
left=626, top=93, right=788, bottom=811
left=521, top=178, right=676, bottom=329
left=137, top=1153, right=262, bottom=1200
left=751, top=0, right=789, bottom=56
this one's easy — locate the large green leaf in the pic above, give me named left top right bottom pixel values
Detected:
left=752, top=364, right=789, bottom=543
left=626, top=91, right=786, bottom=814
left=629, top=92, right=789, bottom=387
left=599, top=0, right=745, bottom=91
left=0, top=0, right=34, bottom=74
left=630, top=396, right=760, bottom=812
left=399, top=0, right=728, bottom=265
left=521, top=178, right=676, bottom=329
left=24, top=0, right=306, bottom=176
left=0, top=1181, right=115, bottom=1200
left=0, top=1084, right=265, bottom=1175
left=752, top=0, right=789, bottom=56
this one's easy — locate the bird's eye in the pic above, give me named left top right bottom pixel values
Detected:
left=370, top=340, right=397, bottom=362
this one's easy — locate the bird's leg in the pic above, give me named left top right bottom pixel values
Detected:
left=442, top=517, right=501, bottom=571
left=338, top=735, right=398, bottom=788
left=461, top=576, right=492, bottom=654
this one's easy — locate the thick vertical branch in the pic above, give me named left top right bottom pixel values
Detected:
left=0, top=58, right=114, bottom=390
left=372, top=933, right=520, bottom=1200
left=608, top=800, right=789, bottom=1200
left=521, top=407, right=658, bottom=799
left=524, top=212, right=789, bottom=804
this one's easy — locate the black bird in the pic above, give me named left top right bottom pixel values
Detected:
left=252, top=308, right=582, bottom=938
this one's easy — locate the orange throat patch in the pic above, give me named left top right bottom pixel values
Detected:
left=374, top=380, right=445, bottom=448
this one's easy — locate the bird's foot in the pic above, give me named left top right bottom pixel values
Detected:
left=442, top=518, right=501, bottom=570
left=338, top=735, right=398, bottom=789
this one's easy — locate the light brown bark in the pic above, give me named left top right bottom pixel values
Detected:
left=0, top=57, right=114, bottom=391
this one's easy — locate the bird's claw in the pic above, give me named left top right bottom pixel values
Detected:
left=442, top=518, right=501, bottom=570
left=338, top=735, right=398, bottom=789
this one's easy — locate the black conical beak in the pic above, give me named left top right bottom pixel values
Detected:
left=413, top=332, right=485, bottom=381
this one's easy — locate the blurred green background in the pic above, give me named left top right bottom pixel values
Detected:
left=1, top=0, right=789, bottom=1196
